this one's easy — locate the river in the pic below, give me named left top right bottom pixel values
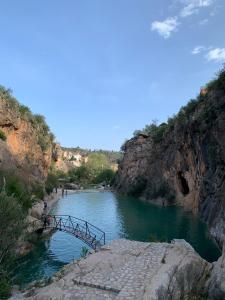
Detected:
left=12, top=191, right=221, bottom=286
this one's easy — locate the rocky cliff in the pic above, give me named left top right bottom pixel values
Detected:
left=54, top=146, right=120, bottom=173
left=0, top=89, right=55, bottom=184
left=116, top=67, right=225, bottom=246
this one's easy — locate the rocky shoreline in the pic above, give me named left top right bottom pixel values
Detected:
left=10, top=239, right=225, bottom=300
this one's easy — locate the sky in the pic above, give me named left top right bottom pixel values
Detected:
left=0, top=0, right=224, bottom=151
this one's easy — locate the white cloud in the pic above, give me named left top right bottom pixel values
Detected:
left=199, top=18, right=208, bottom=25
left=151, top=17, right=179, bottom=39
left=113, top=125, right=120, bottom=130
left=151, top=0, right=216, bottom=39
left=191, top=46, right=205, bottom=54
left=206, top=48, right=225, bottom=62
left=180, top=0, right=214, bottom=17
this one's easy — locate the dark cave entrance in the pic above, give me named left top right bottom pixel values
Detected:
left=177, top=171, right=189, bottom=196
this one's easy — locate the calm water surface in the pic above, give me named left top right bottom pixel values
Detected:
left=12, top=191, right=221, bottom=286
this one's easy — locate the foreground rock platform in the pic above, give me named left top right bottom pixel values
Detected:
left=11, top=239, right=214, bottom=300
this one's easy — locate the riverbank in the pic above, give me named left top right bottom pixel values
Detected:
left=17, top=189, right=79, bottom=256
left=9, top=239, right=225, bottom=300
left=29, top=188, right=79, bottom=221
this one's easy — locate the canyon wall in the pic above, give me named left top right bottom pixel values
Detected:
left=54, top=147, right=120, bottom=173
left=0, top=97, right=55, bottom=183
left=116, top=71, right=225, bottom=245
left=0, top=92, right=120, bottom=185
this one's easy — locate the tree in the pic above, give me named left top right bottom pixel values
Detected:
left=95, top=169, right=115, bottom=185
left=0, top=191, right=26, bottom=265
left=86, top=153, right=110, bottom=181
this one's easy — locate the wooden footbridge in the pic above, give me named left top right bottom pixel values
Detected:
left=32, top=215, right=106, bottom=250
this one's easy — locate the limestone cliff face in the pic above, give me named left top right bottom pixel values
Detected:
left=53, top=146, right=88, bottom=173
left=0, top=98, right=53, bottom=183
left=54, top=147, right=120, bottom=173
left=116, top=84, right=225, bottom=245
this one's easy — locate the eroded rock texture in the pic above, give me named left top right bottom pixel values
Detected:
left=116, top=88, right=225, bottom=245
left=11, top=239, right=210, bottom=300
left=0, top=98, right=54, bottom=183
left=207, top=243, right=225, bottom=300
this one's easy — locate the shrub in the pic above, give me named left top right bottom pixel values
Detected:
left=19, top=104, right=31, bottom=115
left=206, top=65, right=225, bottom=92
left=37, top=134, right=50, bottom=151
left=94, top=169, right=116, bottom=185
left=80, top=246, right=89, bottom=258
left=0, top=191, right=26, bottom=298
left=0, top=171, right=33, bottom=210
left=0, top=191, right=26, bottom=265
left=32, top=184, right=45, bottom=200
left=184, top=99, right=198, bottom=116
left=128, top=66, right=225, bottom=148
left=86, top=153, right=110, bottom=182
left=45, top=173, right=58, bottom=194
left=152, top=123, right=168, bottom=143
left=0, top=129, right=6, bottom=141
left=0, top=275, right=11, bottom=299
left=68, top=165, right=90, bottom=183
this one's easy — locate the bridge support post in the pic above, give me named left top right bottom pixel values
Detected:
left=85, top=221, right=87, bottom=236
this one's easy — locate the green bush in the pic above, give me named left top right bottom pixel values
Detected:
left=0, top=171, right=33, bottom=210
left=206, top=65, right=225, bottom=92
left=0, top=190, right=26, bottom=265
left=129, top=66, right=225, bottom=146
left=69, top=165, right=90, bottom=183
left=184, top=99, right=198, bottom=115
left=0, top=85, right=55, bottom=151
left=94, top=169, right=115, bottom=185
left=45, top=173, right=58, bottom=194
left=32, top=184, right=45, bottom=200
left=80, top=246, right=89, bottom=258
left=0, top=276, right=11, bottom=299
left=152, top=123, right=168, bottom=143
left=37, top=134, right=50, bottom=151
left=0, top=129, right=6, bottom=141
left=0, top=191, right=26, bottom=298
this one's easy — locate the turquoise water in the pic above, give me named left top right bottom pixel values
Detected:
left=12, top=191, right=221, bottom=286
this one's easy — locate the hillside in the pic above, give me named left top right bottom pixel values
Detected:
left=0, top=86, right=55, bottom=184
left=0, top=87, right=120, bottom=187
left=115, top=67, right=225, bottom=246
left=53, top=146, right=121, bottom=173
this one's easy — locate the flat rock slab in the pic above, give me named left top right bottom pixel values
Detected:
left=11, top=239, right=210, bottom=300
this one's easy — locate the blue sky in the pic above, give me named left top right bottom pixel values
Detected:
left=0, top=0, right=224, bottom=150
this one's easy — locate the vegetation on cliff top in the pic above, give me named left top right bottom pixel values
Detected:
left=0, top=172, right=29, bottom=299
left=0, top=85, right=55, bottom=151
left=0, top=129, right=6, bottom=141
left=121, top=65, right=225, bottom=151
left=119, top=65, right=225, bottom=205
left=62, top=146, right=122, bottom=164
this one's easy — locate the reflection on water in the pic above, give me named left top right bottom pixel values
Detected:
left=12, top=191, right=221, bottom=286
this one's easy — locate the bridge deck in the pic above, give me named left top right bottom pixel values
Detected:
left=32, top=215, right=105, bottom=250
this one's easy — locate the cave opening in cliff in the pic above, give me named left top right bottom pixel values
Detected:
left=177, top=171, right=189, bottom=196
